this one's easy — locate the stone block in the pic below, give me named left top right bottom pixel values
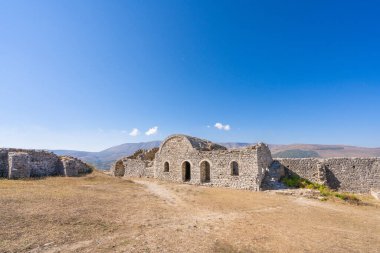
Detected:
left=8, top=152, right=31, bottom=179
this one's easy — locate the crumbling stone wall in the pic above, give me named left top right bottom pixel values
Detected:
left=144, top=162, right=155, bottom=178
left=111, top=158, right=152, bottom=178
left=0, top=148, right=92, bottom=179
left=123, top=159, right=146, bottom=177
left=8, top=152, right=31, bottom=179
left=0, top=150, right=9, bottom=177
left=111, top=160, right=125, bottom=177
left=60, top=156, right=92, bottom=177
left=28, top=150, right=60, bottom=177
left=256, top=143, right=273, bottom=186
left=277, top=158, right=380, bottom=193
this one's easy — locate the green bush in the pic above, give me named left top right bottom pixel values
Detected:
left=281, top=174, right=360, bottom=204
left=128, top=147, right=159, bottom=161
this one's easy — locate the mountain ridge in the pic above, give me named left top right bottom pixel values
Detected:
left=52, top=141, right=380, bottom=170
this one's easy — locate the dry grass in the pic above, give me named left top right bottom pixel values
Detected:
left=0, top=172, right=379, bottom=253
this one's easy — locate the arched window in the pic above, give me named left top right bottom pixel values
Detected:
left=231, top=161, right=239, bottom=176
left=200, top=161, right=211, bottom=183
left=164, top=162, right=169, bottom=172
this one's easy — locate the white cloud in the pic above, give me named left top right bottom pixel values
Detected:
left=145, top=126, right=158, bottom=136
left=214, top=122, right=231, bottom=131
left=129, top=128, right=140, bottom=136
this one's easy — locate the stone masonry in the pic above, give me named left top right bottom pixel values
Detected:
left=8, top=152, right=31, bottom=179
left=111, top=134, right=380, bottom=194
left=0, top=148, right=92, bottom=179
left=276, top=158, right=380, bottom=193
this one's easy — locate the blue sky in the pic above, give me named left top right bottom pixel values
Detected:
left=1, top=0, right=379, bottom=151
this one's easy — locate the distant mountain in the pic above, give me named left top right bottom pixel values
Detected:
left=52, top=141, right=380, bottom=170
left=220, top=142, right=251, bottom=149
left=53, top=141, right=161, bottom=170
left=269, top=144, right=380, bottom=158
left=272, top=149, right=320, bottom=158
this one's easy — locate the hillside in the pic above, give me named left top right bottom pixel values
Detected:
left=53, top=142, right=380, bottom=170
left=270, top=144, right=380, bottom=158
left=53, top=141, right=161, bottom=169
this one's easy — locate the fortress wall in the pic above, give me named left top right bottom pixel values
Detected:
left=143, top=163, right=155, bottom=178
left=8, top=152, right=31, bottom=179
left=111, top=160, right=125, bottom=177
left=256, top=143, right=274, bottom=186
left=324, top=158, right=380, bottom=193
left=0, top=150, right=9, bottom=177
left=277, top=158, right=380, bottom=193
left=122, top=158, right=146, bottom=178
left=60, top=156, right=92, bottom=177
left=0, top=148, right=91, bottom=179
left=276, top=158, right=322, bottom=183
left=27, top=150, right=60, bottom=177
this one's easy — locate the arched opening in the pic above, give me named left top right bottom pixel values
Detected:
left=113, top=160, right=125, bottom=177
left=200, top=161, right=211, bottom=183
left=182, top=161, right=191, bottom=182
left=231, top=161, right=239, bottom=176
left=164, top=162, right=170, bottom=172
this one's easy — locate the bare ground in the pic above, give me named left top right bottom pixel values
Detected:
left=0, top=171, right=379, bottom=253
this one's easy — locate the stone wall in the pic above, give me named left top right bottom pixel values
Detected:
left=0, top=148, right=92, bottom=179
left=277, top=158, right=380, bottom=193
left=110, top=160, right=125, bottom=177
left=28, top=150, right=60, bottom=177
left=256, top=143, right=273, bottom=187
left=122, top=158, right=146, bottom=177
left=0, top=149, right=9, bottom=177
left=60, top=156, right=92, bottom=177
left=8, top=152, right=31, bottom=179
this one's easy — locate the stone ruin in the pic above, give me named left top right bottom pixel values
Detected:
left=111, top=134, right=380, bottom=194
left=111, top=134, right=273, bottom=191
left=0, top=148, right=92, bottom=179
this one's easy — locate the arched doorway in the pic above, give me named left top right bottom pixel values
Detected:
left=231, top=161, right=239, bottom=176
left=200, top=161, right=211, bottom=183
left=182, top=161, right=191, bottom=182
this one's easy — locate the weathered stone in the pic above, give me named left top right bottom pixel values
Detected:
left=0, top=148, right=92, bottom=179
left=276, top=158, right=380, bottom=193
left=8, top=152, right=31, bottom=179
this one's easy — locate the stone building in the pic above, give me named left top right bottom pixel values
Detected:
left=0, top=148, right=92, bottom=179
left=112, top=134, right=273, bottom=191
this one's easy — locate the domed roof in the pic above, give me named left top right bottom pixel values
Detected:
left=159, top=134, right=227, bottom=152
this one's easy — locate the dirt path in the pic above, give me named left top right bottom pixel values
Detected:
left=133, top=179, right=183, bottom=206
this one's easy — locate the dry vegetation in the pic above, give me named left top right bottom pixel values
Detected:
left=0, top=171, right=379, bottom=253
